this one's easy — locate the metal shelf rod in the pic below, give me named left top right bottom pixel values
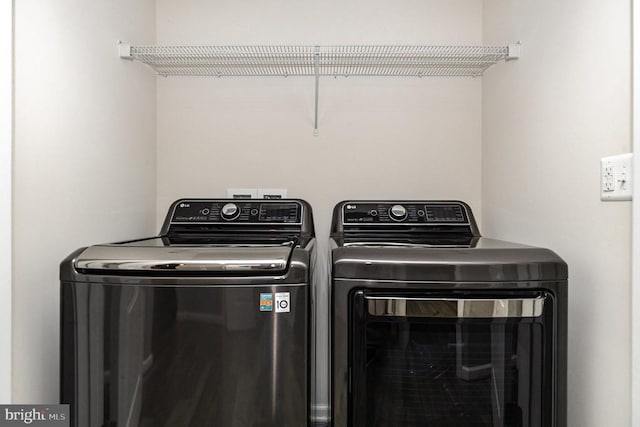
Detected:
left=314, top=46, right=320, bottom=136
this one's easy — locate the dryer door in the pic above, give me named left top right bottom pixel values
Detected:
left=349, top=290, right=554, bottom=427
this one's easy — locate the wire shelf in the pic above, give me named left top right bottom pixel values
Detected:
left=122, top=44, right=518, bottom=77
left=119, top=43, right=520, bottom=134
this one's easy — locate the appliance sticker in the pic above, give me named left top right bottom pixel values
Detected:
left=275, top=292, right=290, bottom=313
left=259, top=293, right=273, bottom=312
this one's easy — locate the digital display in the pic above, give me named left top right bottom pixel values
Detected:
left=259, top=203, right=300, bottom=223
left=425, top=205, right=466, bottom=223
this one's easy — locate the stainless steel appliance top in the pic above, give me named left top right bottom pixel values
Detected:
left=63, top=199, right=315, bottom=280
left=75, top=243, right=295, bottom=273
left=330, top=200, right=567, bottom=282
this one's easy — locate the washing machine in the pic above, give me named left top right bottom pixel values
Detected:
left=61, top=199, right=316, bottom=427
left=330, top=200, right=567, bottom=427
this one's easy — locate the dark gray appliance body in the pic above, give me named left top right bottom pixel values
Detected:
left=61, top=199, right=316, bottom=427
left=330, top=201, right=567, bottom=427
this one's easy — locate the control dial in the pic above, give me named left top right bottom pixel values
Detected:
left=221, top=203, right=240, bottom=221
left=389, top=204, right=408, bottom=221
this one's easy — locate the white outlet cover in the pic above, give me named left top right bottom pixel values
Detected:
left=601, top=153, right=633, bottom=201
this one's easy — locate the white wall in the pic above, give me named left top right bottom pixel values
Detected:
left=482, top=1, right=631, bottom=426
left=155, top=0, right=484, bottom=413
left=155, top=0, right=485, bottom=227
left=154, top=0, right=485, bottom=220
left=0, top=0, right=13, bottom=404
left=13, top=0, right=157, bottom=402
left=634, top=1, right=640, bottom=423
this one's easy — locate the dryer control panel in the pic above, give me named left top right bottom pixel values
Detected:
left=170, top=200, right=302, bottom=224
left=343, top=202, right=468, bottom=225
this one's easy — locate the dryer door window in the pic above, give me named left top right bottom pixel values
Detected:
left=349, top=290, right=554, bottom=427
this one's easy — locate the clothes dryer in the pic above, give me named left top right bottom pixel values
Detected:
left=330, top=200, right=567, bottom=427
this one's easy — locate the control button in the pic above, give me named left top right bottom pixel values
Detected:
left=221, top=203, right=240, bottom=221
left=250, top=208, right=259, bottom=216
left=200, top=208, right=210, bottom=216
left=389, top=204, right=408, bottom=221
left=417, top=210, right=425, bottom=217
left=370, top=210, right=378, bottom=217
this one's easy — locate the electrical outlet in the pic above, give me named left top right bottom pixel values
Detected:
left=601, top=153, right=633, bottom=201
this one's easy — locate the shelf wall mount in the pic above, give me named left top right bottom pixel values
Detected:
left=118, top=42, right=521, bottom=134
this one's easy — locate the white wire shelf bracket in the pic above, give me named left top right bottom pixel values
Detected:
left=119, top=43, right=521, bottom=134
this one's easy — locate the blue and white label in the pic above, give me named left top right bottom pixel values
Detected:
left=259, top=293, right=273, bottom=311
left=275, top=292, right=290, bottom=313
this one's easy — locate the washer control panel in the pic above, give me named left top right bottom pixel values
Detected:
left=171, top=200, right=302, bottom=224
left=343, top=202, right=468, bottom=225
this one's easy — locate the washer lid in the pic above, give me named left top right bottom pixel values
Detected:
left=75, top=240, right=294, bottom=274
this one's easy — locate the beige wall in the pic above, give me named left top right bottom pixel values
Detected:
left=482, top=1, right=632, bottom=426
left=13, top=0, right=157, bottom=402
left=155, top=0, right=485, bottom=412
left=634, top=1, right=640, bottom=422
left=155, top=0, right=485, bottom=225
left=0, top=0, right=13, bottom=403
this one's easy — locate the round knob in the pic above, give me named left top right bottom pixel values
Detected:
left=389, top=204, right=407, bottom=221
left=221, top=203, right=240, bottom=221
